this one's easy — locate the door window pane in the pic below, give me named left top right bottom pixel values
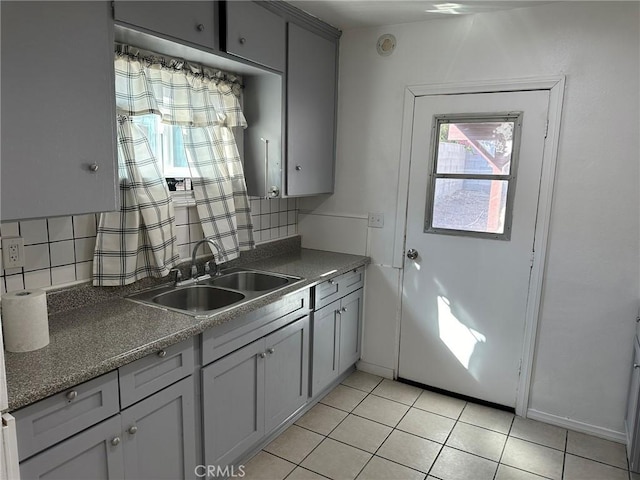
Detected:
left=425, top=113, right=522, bottom=239
left=435, top=121, right=515, bottom=175
left=432, top=179, right=509, bottom=234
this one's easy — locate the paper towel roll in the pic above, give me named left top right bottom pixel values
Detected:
left=2, top=289, right=49, bottom=352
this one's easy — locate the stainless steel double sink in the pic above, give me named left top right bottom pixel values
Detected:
left=127, top=268, right=302, bottom=317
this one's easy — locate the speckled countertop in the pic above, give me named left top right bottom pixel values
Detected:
left=5, top=245, right=369, bottom=411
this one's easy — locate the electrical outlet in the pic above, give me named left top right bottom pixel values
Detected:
left=2, top=236, right=25, bottom=268
left=368, top=213, right=384, bottom=228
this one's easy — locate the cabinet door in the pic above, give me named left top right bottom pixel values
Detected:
left=19, top=415, right=123, bottom=480
left=202, top=339, right=266, bottom=468
left=1, top=1, right=118, bottom=221
left=286, top=23, right=337, bottom=196
left=311, top=301, right=340, bottom=396
left=225, top=1, right=285, bottom=71
left=121, top=376, right=197, bottom=480
left=264, top=316, right=309, bottom=432
left=338, top=289, right=363, bottom=374
left=627, top=339, right=640, bottom=469
left=114, top=1, right=216, bottom=50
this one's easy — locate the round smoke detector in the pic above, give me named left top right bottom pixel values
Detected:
left=376, top=34, right=396, bottom=56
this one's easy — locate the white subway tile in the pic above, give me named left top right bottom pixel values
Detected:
left=51, top=265, right=77, bottom=285
left=5, top=274, right=24, bottom=292
left=47, top=217, right=73, bottom=241
left=279, top=212, right=288, bottom=226
left=74, top=238, right=96, bottom=263
left=188, top=207, right=200, bottom=223
left=50, top=240, right=75, bottom=267
left=0, top=277, right=5, bottom=294
left=287, top=224, right=297, bottom=236
left=176, top=225, right=189, bottom=245
left=178, top=244, right=190, bottom=261
left=270, top=213, right=279, bottom=227
left=73, top=214, right=97, bottom=238
left=24, top=269, right=51, bottom=289
left=260, top=199, right=270, bottom=214
left=75, top=261, right=93, bottom=281
left=0, top=222, right=19, bottom=237
left=3, top=267, right=23, bottom=276
left=270, top=198, right=281, bottom=213
left=261, top=228, right=271, bottom=241
left=21, top=219, right=48, bottom=245
left=270, top=227, right=279, bottom=240
left=24, top=244, right=50, bottom=271
left=288, top=210, right=297, bottom=224
left=253, top=230, right=262, bottom=242
left=174, top=206, right=188, bottom=226
left=279, top=226, right=287, bottom=238
left=189, top=223, right=204, bottom=242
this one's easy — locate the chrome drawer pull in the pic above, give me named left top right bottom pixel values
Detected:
left=66, top=390, right=78, bottom=401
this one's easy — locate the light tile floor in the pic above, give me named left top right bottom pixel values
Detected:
left=244, top=371, right=633, bottom=480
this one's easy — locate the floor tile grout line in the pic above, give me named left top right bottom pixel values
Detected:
left=564, top=451, right=632, bottom=473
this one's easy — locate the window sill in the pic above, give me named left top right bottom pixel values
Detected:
left=171, top=192, right=196, bottom=208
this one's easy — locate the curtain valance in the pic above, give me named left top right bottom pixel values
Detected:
left=114, top=44, right=247, bottom=128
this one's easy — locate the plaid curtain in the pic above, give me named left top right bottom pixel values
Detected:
left=93, top=117, right=179, bottom=286
left=183, top=125, right=254, bottom=262
left=93, top=46, right=254, bottom=285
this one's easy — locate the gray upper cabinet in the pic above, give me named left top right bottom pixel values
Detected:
left=224, top=1, right=285, bottom=71
left=0, top=1, right=118, bottom=221
left=286, top=23, right=338, bottom=196
left=19, top=415, right=124, bottom=480
left=113, top=1, right=217, bottom=50
left=121, top=376, right=197, bottom=480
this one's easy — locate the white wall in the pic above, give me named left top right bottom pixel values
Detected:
left=299, top=2, right=640, bottom=437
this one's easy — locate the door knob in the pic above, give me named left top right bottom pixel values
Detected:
left=406, top=249, right=419, bottom=260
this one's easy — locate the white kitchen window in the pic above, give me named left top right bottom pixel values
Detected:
left=425, top=113, right=523, bottom=240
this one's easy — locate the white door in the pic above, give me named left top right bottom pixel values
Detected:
left=398, top=90, right=549, bottom=408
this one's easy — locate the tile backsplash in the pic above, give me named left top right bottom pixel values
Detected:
left=0, top=197, right=297, bottom=293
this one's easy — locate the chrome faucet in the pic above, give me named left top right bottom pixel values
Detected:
left=190, top=238, right=223, bottom=280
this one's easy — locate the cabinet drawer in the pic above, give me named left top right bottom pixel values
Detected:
left=225, top=1, right=285, bottom=71
left=202, top=289, right=310, bottom=366
left=119, top=337, right=195, bottom=409
left=315, top=267, right=365, bottom=310
left=14, top=371, right=119, bottom=461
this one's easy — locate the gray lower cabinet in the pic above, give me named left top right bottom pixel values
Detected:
left=113, top=1, right=217, bottom=50
left=202, top=316, right=309, bottom=467
left=1, top=1, right=118, bottom=221
left=20, top=378, right=196, bottom=480
left=121, top=376, right=197, bottom=480
left=627, top=338, right=640, bottom=472
left=19, top=415, right=124, bottom=480
left=312, top=288, right=363, bottom=396
left=286, top=22, right=338, bottom=196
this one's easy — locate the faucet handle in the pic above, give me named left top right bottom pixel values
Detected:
left=204, top=262, right=211, bottom=275
left=190, top=264, right=199, bottom=278
left=169, top=268, right=182, bottom=283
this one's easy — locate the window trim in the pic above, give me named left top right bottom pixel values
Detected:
left=424, top=112, right=524, bottom=240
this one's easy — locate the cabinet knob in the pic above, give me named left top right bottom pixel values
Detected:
left=89, top=163, right=99, bottom=172
left=341, top=307, right=348, bottom=313
left=197, top=24, right=205, bottom=31
left=111, top=437, right=121, bottom=446
left=157, top=349, right=167, bottom=358
left=66, top=390, right=78, bottom=401
left=336, top=309, right=341, bottom=316
left=267, top=348, right=275, bottom=355
left=259, top=352, right=266, bottom=359
left=239, top=37, right=246, bottom=44
left=634, top=364, right=640, bottom=369
left=295, top=165, right=303, bottom=171
left=128, top=425, right=138, bottom=435
left=329, top=279, right=335, bottom=285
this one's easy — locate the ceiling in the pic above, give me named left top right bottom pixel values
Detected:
left=286, top=1, right=554, bottom=30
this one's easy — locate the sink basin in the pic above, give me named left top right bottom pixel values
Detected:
left=127, top=268, right=302, bottom=317
left=208, top=271, right=291, bottom=292
left=152, top=286, right=245, bottom=313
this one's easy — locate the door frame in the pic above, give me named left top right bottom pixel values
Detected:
left=392, top=76, right=566, bottom=416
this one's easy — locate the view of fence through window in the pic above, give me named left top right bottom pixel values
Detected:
left=427, top=117, right=519, bottom=238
